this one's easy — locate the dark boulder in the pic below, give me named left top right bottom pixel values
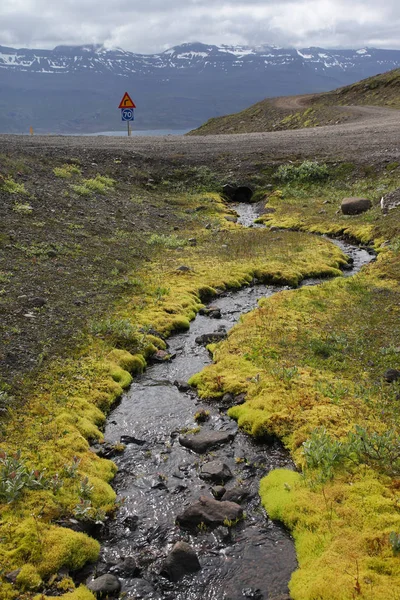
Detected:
left=160, top=541, right=201, bottom=581
left=179, top=429, right=236, bottom=454
left=87, top=574, right=121, bottom=598
left=200, top=461, right=232, bottom=483
left=176, top=495, right=243, bottom=529
left=341, top=197, right=372, bottom=215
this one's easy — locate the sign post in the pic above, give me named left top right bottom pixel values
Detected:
left=118, top=92, right=136, bottom=137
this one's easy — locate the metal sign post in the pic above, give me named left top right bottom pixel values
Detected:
left=118, top=93, right=136, bottom=137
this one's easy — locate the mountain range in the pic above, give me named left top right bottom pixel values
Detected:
left=1, top=42, right=400, bottom=133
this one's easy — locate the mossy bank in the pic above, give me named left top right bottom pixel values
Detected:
left=190, top=162, right=400, bottom=599
left=0, top=150, right=355, bottom=599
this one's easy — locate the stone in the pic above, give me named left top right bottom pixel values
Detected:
left=87, top=574, right=121, bottom=597
left=160, top=541, right=201, bottom=582
left=120, top=435, right=146, bottom=446
left=188, top=238, right=197, bottom=246
left=341, top=197, right=372, bottom=215
left=224, top=215, right=238, bottom=222
left=384, top=368, right=400, bottom=383
left=123, top=515, right=139, bottom=530
left=29, top=296, right=48, bottom=308
left=199, top=306, right=221, bottom=319
left=111, top=556, right=140, bottom=576
left=152, top=350, right=172, bottom=362
left=179, top=429, right=236, bottom=454
left=211, top=485, right=226, bottom=499
left=5, top=569, right=21, bottom=583
left=221, top=487, right=249, bottom=503
left=176, top=495, right=243, bottom=529
left=381, top=187, right=400, bottom=214
left=200, top=461, right=232, bottom=483
left=195, top=330, right=227, bottom=345
left=176, top=265, right=193, bottom=272
left=174, top=379, right=191, bottom=392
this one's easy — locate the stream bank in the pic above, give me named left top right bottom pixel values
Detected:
left=91, top=205, right=374, bottom=600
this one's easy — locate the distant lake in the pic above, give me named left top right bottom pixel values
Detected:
left=84, top=129, right=191, bottom=137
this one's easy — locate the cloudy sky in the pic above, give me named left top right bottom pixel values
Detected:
left=1, top=0, right=399, bottom=53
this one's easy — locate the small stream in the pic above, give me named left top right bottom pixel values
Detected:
left=93, top=205, right=374, bottom=600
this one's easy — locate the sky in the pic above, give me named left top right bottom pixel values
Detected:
left=1, top=0, right=399, bottom=53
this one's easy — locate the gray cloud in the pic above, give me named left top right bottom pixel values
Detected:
left=1, top=0, right=400, bottom=52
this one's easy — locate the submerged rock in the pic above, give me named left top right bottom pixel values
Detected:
left=200, top=461, right=232, bottom=483
left=341, top=197, right=372, bottom=215
left=195, top=330, right=227, bottom=345
left=176, top=495, right=243, bottom=529
left=179, top=429, right=236, bottom=454
left=160, top=541, right=201, bottom=581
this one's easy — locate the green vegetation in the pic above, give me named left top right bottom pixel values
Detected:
left=189, top=163, right=400, bottom=599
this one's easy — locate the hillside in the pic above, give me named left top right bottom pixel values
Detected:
left=189, top=68, right=400, bottom=135
left=1, top=43, right=400, bottom=133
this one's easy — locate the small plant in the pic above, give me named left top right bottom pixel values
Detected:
left=148, top=233, right=188, bottom=249
left=197, top=521, right=208, bottom=532
left=78, top=476, right=94, bottom=499
left=62, top=456, right=81, bottom=479
left=276, top=161, right=329, bottom=183
left=194, top=409, right=210, bottom=423
left=1, top=176, right=27, bottom=194
left=13, top=202, right=33, bottom=215
left=0, top=450, right=46, bottom=503
left=53, top=164, right=81, bottom=178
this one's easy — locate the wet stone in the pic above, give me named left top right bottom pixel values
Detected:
left=160, top=541, right=201, bottom=582
left=110, top=556, right=140, bottom=576
left=173, top=379, right=191, bottom=392
left=221, top=487, right=250, bottom=504
left=199, top=305, right=222, bottom=319
left=123, top=515, right=139, bottom=530
left=179, top=429, right=236, bottom=454
left=87, top=574, right=121, bottom=597
left=177, top=495, right=243, bottom=529
left=120, top=435, right=146, bottom=446
left=200, top=460, right=233, bottom=483
left=195, top=330, right=227, bottom=345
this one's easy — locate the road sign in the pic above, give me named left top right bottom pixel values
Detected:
left=121, top=108, right=134, bottom=121
left=118, top=92, right=136, bottom=109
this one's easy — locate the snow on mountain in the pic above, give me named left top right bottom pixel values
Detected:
left=1, top=42, right=400, bottom=77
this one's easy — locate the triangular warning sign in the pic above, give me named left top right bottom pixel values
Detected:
left=118, top=92, right=136, bottom=109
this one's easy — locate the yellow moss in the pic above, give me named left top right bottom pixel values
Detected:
left=107, top=348, right=147, bottom=371
left=261, top=468, right=400, bottom=599
left=87, top=475, right=116, bottom=508
left=34, top=585, right=96, bottom=600
left=109, top=363, right=133, bottom=389
left=16, top=563, right=42, bottom=591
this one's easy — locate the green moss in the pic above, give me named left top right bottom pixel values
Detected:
left=16, top=563, right=42, bottom=591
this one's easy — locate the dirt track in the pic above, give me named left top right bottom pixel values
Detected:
left=1, top=105, right=399, bottom=168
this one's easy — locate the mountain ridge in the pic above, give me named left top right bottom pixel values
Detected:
left=1, top=42, right=400, bottom=133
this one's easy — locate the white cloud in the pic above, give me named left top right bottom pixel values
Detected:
left=0, top=0, right=399, bottom=52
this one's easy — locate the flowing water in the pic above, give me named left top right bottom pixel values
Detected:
left=92, top=206, right=374, bottom=600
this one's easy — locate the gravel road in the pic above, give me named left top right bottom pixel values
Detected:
left=1, top=106, right=399, bottom=168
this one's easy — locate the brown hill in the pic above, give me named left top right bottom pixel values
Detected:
left=189, top=68, right=400, bottom=135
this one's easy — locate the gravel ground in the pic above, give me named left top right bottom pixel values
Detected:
left=1, top=106, right=399, bottom=170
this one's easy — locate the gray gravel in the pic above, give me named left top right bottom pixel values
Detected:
left=1, top=106, right=399, bottom=167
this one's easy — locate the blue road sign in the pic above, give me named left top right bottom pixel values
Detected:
left=121, top=108, right=134, bottom=121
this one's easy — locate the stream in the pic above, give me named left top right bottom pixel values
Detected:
left=91, top=205, right=374, bottom=600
